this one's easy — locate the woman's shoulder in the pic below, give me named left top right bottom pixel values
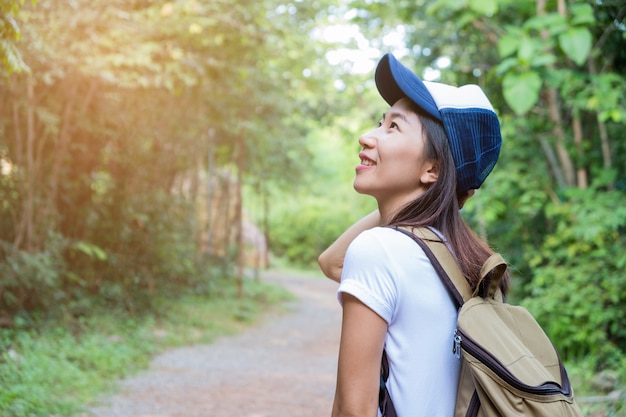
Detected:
left=348, top=226, right=431, bottom=259
left=356, top=226, right=407, bottom=241
left=348, top=227, right=407, bottom=251
left=356, top=226, right=445, bottom=244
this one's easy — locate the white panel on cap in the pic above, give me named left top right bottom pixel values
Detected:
left=423, top=81, right=495, bottom=112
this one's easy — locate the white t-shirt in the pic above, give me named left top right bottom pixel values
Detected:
left=337, top=227, right=460, bottom=417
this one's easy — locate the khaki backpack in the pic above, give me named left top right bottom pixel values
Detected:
left=379, top=227, right=584, bottom=417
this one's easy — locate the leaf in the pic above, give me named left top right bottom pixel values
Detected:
left=468, top=0, right=498, bottom=15
left=498, top=35, right=519, bottom=58
left=494, top=57, right=518, bottom=75
left=74, top=241, right=108, bottom=261
left=502, top=71, right=542, bottom=115
left=558, top=27, right=592, bottom=66
left=599, top=109, right=624, bottom=123
left=530, top=53, right=557, bottom=68
left=426, top=0, right=463, bottom=15
left=1, top=13, right=21, bottom=39
left=524, top=13, right=567, bottom=35
left=570, top=3, right=595, bottom=25
left=517, top=36, right=537, bottom=62
left=0, top=39, right=30, bottom=74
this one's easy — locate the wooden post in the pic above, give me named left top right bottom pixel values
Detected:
left=206, top=129, right=216, bottom=254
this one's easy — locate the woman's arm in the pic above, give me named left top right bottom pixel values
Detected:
left=318, top=210, right=381, bottom=282
left=331, top=293, right=387, bottom=417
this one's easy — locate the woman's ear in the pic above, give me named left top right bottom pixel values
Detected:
left=420, top=160, right=439, bottom=185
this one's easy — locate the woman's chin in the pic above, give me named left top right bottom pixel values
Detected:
left=352, top=182, right=374, bottom=197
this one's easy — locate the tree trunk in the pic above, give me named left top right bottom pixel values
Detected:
left=597, top=116, right=612, bottom=190
left=235, top=133, right=245, bottom=298
left=538, top=136, right=566, bottom=189
left=588, top=57, right=614, bottom=190
left=206, top=129, right=216, bottom=254
left=572, top=115, right=588, bottom=189
left=262, top=184, right=271, bottom=269
left=11, top=100, right=24, bottom=252
left=537, top=0, right=576, bottom=188
left=13, top=77, right=37, bottom=252
left=220, top=172, right=231, bottom=258
left=49, top=79, right=96, bottom=203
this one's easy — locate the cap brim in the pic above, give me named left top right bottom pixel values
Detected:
left=375, top=53, right=442, bottom=121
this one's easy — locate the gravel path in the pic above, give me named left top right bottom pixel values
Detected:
left=84, top=271, right=341, bottom=417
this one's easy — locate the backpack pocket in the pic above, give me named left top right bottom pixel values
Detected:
left=455, top=298, right=583, bottom=417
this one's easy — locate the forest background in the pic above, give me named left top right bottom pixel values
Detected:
left=1, top=0, right=625, bottom=415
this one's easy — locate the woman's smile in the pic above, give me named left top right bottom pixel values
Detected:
left=356, top=152, right=376, bottom=171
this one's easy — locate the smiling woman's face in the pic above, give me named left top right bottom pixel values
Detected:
left=353, top=97, right=437, bottom=211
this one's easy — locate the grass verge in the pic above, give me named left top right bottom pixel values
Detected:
left=0, top=276, right=294, bottom=417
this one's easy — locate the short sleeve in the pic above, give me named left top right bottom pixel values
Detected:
left=337, top=228, right=399, bottom=324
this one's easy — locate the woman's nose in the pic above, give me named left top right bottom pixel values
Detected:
left=359, top=131, right=375, bottom=148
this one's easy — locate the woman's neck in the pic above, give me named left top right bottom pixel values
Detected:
left=377, top=200, right=405, bottom=225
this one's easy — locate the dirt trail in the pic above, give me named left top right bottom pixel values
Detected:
left=84, top=271, right=341, bottom=417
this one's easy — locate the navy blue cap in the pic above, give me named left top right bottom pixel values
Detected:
left=375, top=53, right=502, bottom=193
left=375, top=53, right=442, bottom=121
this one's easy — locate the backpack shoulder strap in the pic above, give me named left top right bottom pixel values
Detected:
left=393, top=226, right=471, bottom=308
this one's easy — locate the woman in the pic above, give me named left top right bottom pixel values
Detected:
left=320, top=53, right=507, bottom=417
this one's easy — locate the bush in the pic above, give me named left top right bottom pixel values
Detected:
left=0, top=188, right=227, bottom=321
left=522, top=187, right=626, bottom=367
left=0, top=233, right=68, bottom=314
left=268, top=193, right=375, bottom=267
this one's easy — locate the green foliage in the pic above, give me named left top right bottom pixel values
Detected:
left=522, top=188, right=626, bottom=366
left=0, top=37, right=28, bottom=74
left=0, top=0, right=331, bottom=319
left=0, top=0, right=34, bottom=75
left=501, top=70, right=542, bottom=115
left=268, top=193, right=374, bottom=267
left=0, top=233, right=67, bottom=312
left=0, top=324, right=151, bottom=417
left=559, top=27, right=593, bottom=66
left=568, top=357, right=626, bottom=416
left=494, top=2, right=600, bottom=115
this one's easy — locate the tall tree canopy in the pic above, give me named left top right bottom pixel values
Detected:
left=0, top=0, right=340, bottom=315
left=0, top=0, right=33, bottom=75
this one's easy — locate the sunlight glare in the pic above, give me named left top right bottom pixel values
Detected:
left=318, top=20, right=408, bottom=75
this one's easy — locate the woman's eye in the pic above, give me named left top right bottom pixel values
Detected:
left=377, top=120, right=398, bottom=129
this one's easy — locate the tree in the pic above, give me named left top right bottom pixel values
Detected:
left=0, top=0, right=33, bottom=75
left=0, top=0, right=335, bottom=315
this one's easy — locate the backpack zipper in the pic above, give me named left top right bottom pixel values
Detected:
left=452, top=329, right=462, bottom=359
left=466, top=390, right=480, bottom=417
left=454, top=328, right=573, bottom=397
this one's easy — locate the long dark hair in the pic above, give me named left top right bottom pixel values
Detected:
left=389, top=100, right=509, bottom=294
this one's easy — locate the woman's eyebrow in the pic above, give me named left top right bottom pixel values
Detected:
left=382, top=111, right=410, bottom=124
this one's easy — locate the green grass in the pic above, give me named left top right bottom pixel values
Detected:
left=0, top=277, right=294, bottom=417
